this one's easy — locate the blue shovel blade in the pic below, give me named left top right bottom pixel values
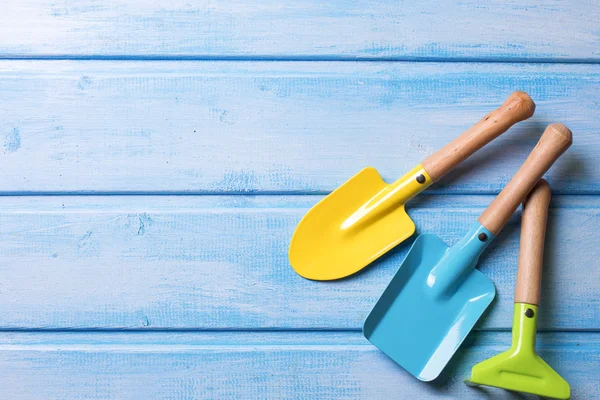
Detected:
left=363, top=225, right=496, bottom=381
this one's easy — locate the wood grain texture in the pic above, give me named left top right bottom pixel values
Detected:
left=0, top=1, right=599, bottom=61
left=1, top=195, right=598, bottom=330
left=0, top=331, right=597, bottom=399
left=479, top=123, right=572, bottom=235
left=1, top=1, right=599, bottom=397
left=1, top=61, right=599, bottom=194
left=421, top=91, right=535, bottom=182
left=515, top=179, right=552, bottom=305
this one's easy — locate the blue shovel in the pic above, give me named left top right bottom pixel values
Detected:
left=363, top=123, right=572, bottom=381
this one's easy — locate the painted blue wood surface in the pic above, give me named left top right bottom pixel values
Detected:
left=0, top=332, right=598, bottom=399
left=1, top=1, right=599, bottom=398
left=0, top=1, right=599, bottom=61
left=0, top=61, right=599, bottom=194
left=0, top=195, right=599, bottom=330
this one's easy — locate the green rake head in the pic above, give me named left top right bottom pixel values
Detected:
left=465, top=304, right=570, bottom=399
left=466, top=179, right=570, bottom=399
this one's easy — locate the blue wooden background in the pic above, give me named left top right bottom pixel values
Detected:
left=1, top=1, right=599, bottom=398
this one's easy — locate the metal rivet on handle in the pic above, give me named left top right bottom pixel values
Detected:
left=478, top=233, right=488, bottom=242
left=416, top=174, right=426, bottom=184
left=525, top=308, right=535, bottom=318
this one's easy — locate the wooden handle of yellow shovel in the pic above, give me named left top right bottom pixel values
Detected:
left=478, top=123, right=572, bottom=236
left=514, top=179, right=551, bottom=306
left=422, top=91, right=535, bottom=182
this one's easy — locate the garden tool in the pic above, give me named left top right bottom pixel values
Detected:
left=289, top=92, right=535, bottom=280
left=362, top=123, right=572, bottom=381
left=465, top=179, right=570, bottom=399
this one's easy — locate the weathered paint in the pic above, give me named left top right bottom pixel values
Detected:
left=0, top=332, right=597, bottom=399
left=0, top=1, right=599, bottom=61
left=0, top=61, right=598, bottom=194
left=1, top=1, right=599, bottom=398
left=0, top=195, right=598, bottom=330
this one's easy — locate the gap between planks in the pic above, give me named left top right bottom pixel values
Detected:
left=0, top=331, right=597, bottom=348
left=0, top=194, right=597, bottom=210
left=2, top=56, right=600, bottom=64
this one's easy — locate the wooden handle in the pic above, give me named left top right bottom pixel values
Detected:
left=478, top=123, right=572, bottom=235
left=422, top=91, right=535, bottom=182
left=514, top=179, right=551, bottom=305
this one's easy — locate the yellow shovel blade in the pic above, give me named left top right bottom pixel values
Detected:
left=289, top=165, right=431, bottom=280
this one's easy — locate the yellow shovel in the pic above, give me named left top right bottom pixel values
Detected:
left=289, top=92, right=535, bottom=280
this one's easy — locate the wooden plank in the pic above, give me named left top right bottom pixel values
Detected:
left=0, top=331, right=597, bottom=399
left=1, top=1, right=599, bottom=61
left=0, top=195, right=598, bottom=330
left=1, top=61, right=599, bottom=194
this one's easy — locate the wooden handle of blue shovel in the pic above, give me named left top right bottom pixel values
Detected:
left=478, top=123, right=572, bottom=236
left=422, top=92, right=535, bottom=182
left=515, top=179, right=552, bottom=306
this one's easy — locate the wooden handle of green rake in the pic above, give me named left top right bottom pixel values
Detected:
left=514, top=179, right=552, bottom=306
left=422, top=92, right=535, bottom=182
left=478, top=123, right=572, bottom=236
